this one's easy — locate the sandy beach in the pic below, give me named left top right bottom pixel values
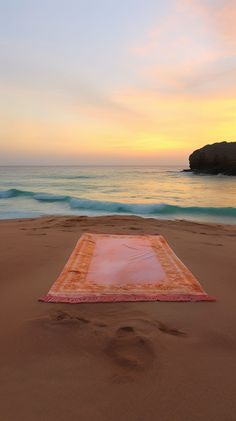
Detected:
left=1, top=215, right=236, bottom=421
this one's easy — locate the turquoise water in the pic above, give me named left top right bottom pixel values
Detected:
left=0, top=166, right=235, bottom=223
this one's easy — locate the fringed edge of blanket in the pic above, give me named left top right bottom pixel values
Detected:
left=39, top=293, right=215, bottom=303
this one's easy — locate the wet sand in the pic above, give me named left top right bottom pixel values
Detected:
left=1, top=215, right=236, bottom=421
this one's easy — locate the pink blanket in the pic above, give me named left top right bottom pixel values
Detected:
left=40, top=233, right=215, bottom=303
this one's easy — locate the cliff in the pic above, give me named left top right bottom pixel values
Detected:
left=188, top=142, right=236, bottom=175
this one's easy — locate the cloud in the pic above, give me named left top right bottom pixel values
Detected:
left=214, top=1, right=236, bottom=51
left=130, top=0, right=236, bottom=96
left=0, top=41, right=152, bottom=141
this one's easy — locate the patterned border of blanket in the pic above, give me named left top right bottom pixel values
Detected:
left=39, top=233, right=215, bottom=303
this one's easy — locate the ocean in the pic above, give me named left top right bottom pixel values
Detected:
left=0, top=165, right=235, bottom=223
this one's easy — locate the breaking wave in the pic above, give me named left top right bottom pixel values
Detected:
left=0, top=188, right=236, bottom=219
left=0, top=188, right=34, bottom=198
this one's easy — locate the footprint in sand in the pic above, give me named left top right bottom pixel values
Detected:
left=105, top=325, right=155, bottom=371
left=123, top=317, right=187, bottom=338
left=157, top=322, right=186, bottom=337
left=26, top=231, right=47, bottom=235
left=94, top=322, right=107, bottom=328
left=45, top=310, right=91, bottom=327
left=37, top=310, right=109, bottom=332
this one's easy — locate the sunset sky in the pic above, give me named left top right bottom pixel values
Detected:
left=0, top=0, right=235, bottom=165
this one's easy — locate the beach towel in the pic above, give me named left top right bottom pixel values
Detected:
left=40, top=233, right=214, bottom=303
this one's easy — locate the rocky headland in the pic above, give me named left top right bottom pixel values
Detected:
left=184, top=141, right=236, bottom=175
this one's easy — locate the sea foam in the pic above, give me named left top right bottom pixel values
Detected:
left=0, top=188, right=235, bottom=220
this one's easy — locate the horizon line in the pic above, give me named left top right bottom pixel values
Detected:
left=0, top=163, right=187, bottom=167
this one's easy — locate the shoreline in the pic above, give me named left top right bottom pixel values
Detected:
left=1, top=215, right=236, bottom=420
left=0, top=213, right=236, bottom=226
